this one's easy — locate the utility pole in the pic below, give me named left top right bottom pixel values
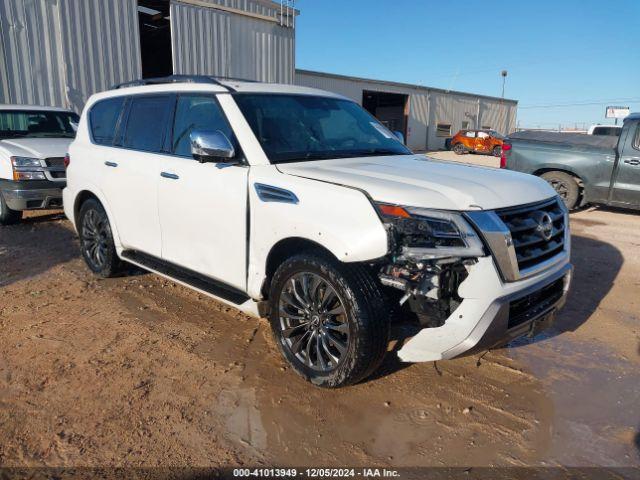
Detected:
left=501, top=70, right=508, bottom=99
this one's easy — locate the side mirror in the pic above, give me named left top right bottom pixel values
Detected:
left=190, top=130, right=236, bottom=163
left=393, top=131, right=405, bottom=144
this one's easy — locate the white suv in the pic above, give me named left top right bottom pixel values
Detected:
left=64, top=76, right=572, bottom=387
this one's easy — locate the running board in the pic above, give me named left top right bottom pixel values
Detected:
left=121, top=250, right=250, bottom=305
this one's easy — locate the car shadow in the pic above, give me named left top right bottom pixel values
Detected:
left=0, top=215, right=78, bottom=287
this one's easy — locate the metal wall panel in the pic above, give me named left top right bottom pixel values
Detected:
left=57, top=0, right=142, bottom=111
left=0, top=0, right=66, bottom=107
left=171, top=1, right=294, bottom=83
left=0, top=0, right=141, bottom=111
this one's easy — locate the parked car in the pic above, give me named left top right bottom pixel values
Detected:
left=502, top=113, right=640, bottom=211
left=451, top=129, right=504, bottom=156
left=587, top=124, right=622, bottom=136
left=64, top=76, right=572, bottom=388
left=0, top=105, right=78, bottom=225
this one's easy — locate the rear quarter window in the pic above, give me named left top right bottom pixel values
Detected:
left=122, top=95, right=174, bottom=153
left=89, top=97, right=125, bottom=145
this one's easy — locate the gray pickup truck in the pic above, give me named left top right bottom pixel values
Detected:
left=502, top=112, right=640, bottom=210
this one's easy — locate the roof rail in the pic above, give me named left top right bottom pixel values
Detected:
left=111, top=75, right=236, bottom=92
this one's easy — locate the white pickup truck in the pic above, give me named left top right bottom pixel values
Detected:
left=64, top=76, right=572, bottom=388
left=0, top=105, right=78, bottom=225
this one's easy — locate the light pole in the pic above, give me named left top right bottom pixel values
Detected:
left=501, top=70, right=508, bottom=99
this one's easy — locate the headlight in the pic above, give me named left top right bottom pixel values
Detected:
left=376, top=203, right=485, bottom=259
left=11, top=156, right=42, bottom=168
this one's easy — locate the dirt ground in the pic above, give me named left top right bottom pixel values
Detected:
left=426, top=150, right=500, bottom=168
left=1, top=200, right=639, bottom=470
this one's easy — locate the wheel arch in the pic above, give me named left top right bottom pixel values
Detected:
left=532, top=167, right=584, bottom=188
left=260, top=237, right=338, bottom=299
left=73, top=188, right=123, bottom=249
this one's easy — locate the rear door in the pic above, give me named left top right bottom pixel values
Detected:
left=157, top=93, right=249, bottom=291
left=611, top=120, right=640, bottom=207
left=101, top=94, right=174, bottom=256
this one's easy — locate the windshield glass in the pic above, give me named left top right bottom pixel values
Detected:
left=233, top=94, right=412, bottom=164
left=0, top=110, right=79, bottom=140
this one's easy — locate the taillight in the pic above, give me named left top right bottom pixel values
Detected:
left=64, top=153, right=71, bottom=168
left=500, top=143, right=511, bottom=169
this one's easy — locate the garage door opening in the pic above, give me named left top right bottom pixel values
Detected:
left=362, top=90, right=408, bottom=141
left=138, top=0, right=173, bottom=78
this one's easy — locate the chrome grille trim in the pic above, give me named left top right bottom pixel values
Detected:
left=466, top=197, right=569, bottom=282
left=496, top=197, right=567, bottom=273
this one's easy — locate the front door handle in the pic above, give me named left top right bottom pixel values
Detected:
left=104, top=161, right=118, bottom=168
left=623, top=158, right=640, bottom=166
left=160, top=172, right=179, bottom=180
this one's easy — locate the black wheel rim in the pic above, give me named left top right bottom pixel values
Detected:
left=81, top=209, right=109, bottom=269
left=278, top=272, right=349, bottom=372
left=548, top=179, right=569, bottom=199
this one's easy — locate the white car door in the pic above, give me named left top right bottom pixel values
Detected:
left=101, top=94, right=175, bottom=257
left=157, top=93, right=249, bottom=291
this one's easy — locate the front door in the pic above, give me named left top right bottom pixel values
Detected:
left=475, top=131, right=491, bottom=153
left=102, top=94, right=175, bottom=256
left=158, top=93, right=249, bottom=291
left=611, top=120, right=640, bottom=207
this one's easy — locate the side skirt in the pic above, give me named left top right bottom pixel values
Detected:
left=120, top=250, right=260, bottom=316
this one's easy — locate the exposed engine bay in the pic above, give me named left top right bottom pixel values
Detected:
left=374, top=204, right=482, bottom=327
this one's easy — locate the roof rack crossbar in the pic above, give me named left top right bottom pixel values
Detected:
left=111, top=75, right=236, bottom=92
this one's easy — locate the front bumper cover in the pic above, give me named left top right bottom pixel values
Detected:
left=0, top=179, right=65, bottom=211
left=397, top=256, right=572, bottom=362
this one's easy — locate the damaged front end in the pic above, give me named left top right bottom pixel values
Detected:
left=374, top=204, right=486, bottom=327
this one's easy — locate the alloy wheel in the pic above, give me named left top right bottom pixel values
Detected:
left=548, top=179, right=569, bottom=199
left=81, top=209, right=110, bottom=269
left=278, top=272, right=349, bottom=372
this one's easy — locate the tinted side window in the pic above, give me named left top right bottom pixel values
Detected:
left=171, top=95, right=236, bottom=157
left=122, top=96, right=174, bottom=153
left=90, top=97, right=125, bottom=145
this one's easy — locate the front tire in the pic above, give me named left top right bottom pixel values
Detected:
left=452, top=143, right=466, bottom=155
left=0, top=194, right=22, bottom=226
left=540, top=171, right=580, bottom=210
left=269, top=253, right=389, bottom=388
left=78, top=199, right=122, bottom=277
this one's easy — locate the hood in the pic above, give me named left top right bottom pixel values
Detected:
left=277, top=154, right=557, bottom=211
left=0, top=137, right=73, bottom=159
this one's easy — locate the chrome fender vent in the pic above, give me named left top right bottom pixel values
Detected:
left=254, top=183, right=299, bottom=204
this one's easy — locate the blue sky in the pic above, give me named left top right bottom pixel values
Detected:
left=295, top=0, right=640, bottom=129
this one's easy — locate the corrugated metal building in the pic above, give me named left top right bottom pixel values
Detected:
left=0, top=0, right=296, bottom=112
left=0, top=0, right=516, bottom=147
left=295, top=70, right=518, bottom=151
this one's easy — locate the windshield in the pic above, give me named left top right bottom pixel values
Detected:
left=0, top=110, right=79, bottom=140
left=233, top=94, right=412, bottom=164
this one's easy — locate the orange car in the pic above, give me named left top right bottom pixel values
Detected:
left=450, top=129, right=504, bottom=156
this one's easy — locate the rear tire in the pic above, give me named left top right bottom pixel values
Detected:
left=452, top=143, right=466, bottom=155
left=492, top=145, right=502, bottom=157
left=268, top=253, right=389, bottom=388
left=0, top=194, right=22, bottom=226
left=541, top=171, right=580, bottom=210
left=78, top=198, right=122, bottom=277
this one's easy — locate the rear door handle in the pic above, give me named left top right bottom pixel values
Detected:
left=104, top=161, right=118, bottom=168
left=623, top=158, right=640, bottom=166
left=160, top=172, right=179, bottom=180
